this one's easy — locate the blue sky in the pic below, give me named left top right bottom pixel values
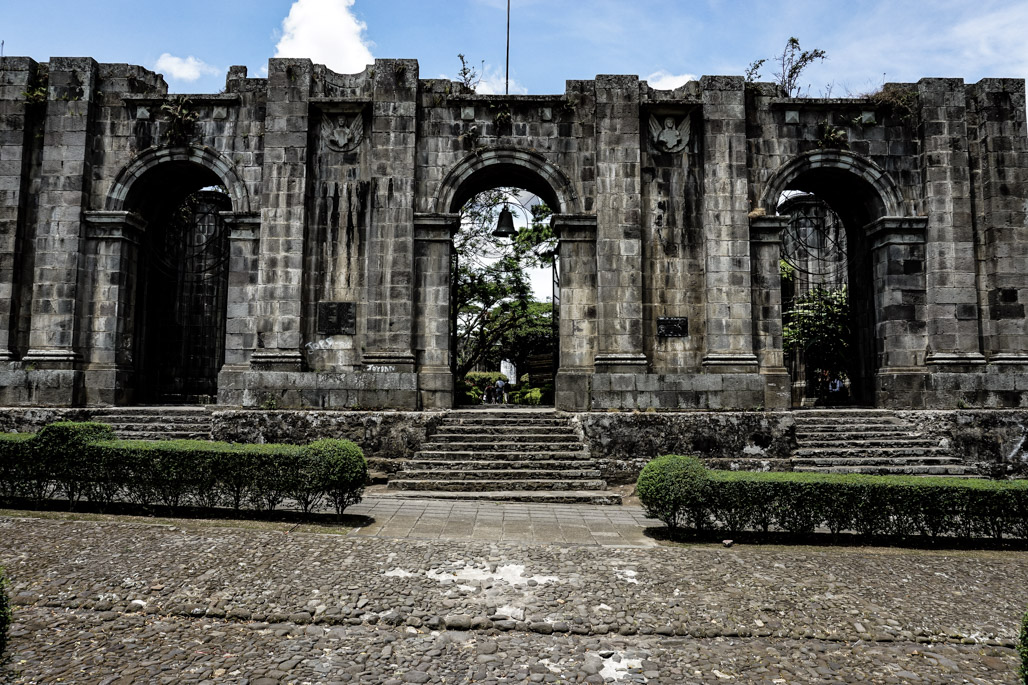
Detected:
left=4, top=0, right=1027, bottom=96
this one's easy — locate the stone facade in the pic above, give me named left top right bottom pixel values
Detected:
left=1, top=56, right=1026, bottom=410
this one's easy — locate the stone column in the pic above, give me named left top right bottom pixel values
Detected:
left=553, top=214, right=598, bottom=410
left=592, top=75, right=646, bottom=373
left=250, top=58, right=313, bottom=371
left=968, top=78, right=1028, bottom=365
left=749, top=215, right=791, bottom=408
left=0, top=57, right=38, bottom=361
left=917, top=78, right=986, bottom=367
left=23, top=57, right=100, bottom=371
left=867, top=217, right=930, bottom=406
left=362, top=59, right=419, bottom=372
left=217, top=213, right=261, bottom=405
left=700, top=76, right=759, bottom=370
left=81, top=211, right=145, bottom=405
left=413, top=213, right=458, bottom=409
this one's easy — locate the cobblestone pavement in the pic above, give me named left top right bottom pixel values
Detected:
left=1, top=499, right=1025, bottom=683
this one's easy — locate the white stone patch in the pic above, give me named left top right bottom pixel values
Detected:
left=538, top=659, right=562, bottom=674
left=383, top=568, right=415, bottom=578
left=615, top=569, right=639, bottom=584
left=595, top=603, right=613, bottom=612
left=496, top=605, right=525, bottom=620
left=599, top=654, right=645, bottom=682
left=426, top=564, right=559, bottom=587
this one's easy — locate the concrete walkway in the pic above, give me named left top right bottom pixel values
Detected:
left=349, top=495, right=657, bottom=547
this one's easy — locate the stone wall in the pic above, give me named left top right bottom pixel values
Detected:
left=1, top=54, right=1027, bottom=411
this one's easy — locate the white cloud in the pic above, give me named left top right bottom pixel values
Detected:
left=154, top=53, right=220, bottom=82
left=645, top=70, right=698, bottom=90
left=274, top=0, right=374, bottom=74
left=477, top=66, right=528, bottom=95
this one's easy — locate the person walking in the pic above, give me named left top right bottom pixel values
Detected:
left=495, top=378, right=506, bottom=405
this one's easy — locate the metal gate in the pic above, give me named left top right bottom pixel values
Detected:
left=137, top=189, right=231, bottom=403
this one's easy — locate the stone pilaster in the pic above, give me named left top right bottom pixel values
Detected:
left=81, top=211, right=145, bottom=405
left=554, top=214, right=598, bottom=410
left=701, top=76, right=758, bottom=370
left=414, top=212, right=458, bottom=409
left=251, top=58, right=313, bottom=371
left=917, top=78, right=986, bottom=366
left=0, top=57, right=38, bottom=361
left=592, top=75, right=646, bottom=373
left=23, top=57, right=100, bottom=370
left=868, top=217, right=930, bottom=406
left=967, top=78, right=1028, bottom=365
left=362, top=59, right=419, bottom=372
left=749, top=215, right=790, bottom=408
left=216, top=213, right=261, bottom=406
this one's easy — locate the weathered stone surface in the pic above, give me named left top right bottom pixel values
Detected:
left=0, top=55, right=1026, bottom=410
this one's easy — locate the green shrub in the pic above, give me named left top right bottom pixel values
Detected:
left=692, top=471, right=1028, bottom=542
left=32, top=422, right=115, bottom=507
left=305, top=439, right=367, bottom=516
left=636, top=455, right=710, bottom=534
left=0, top=566, right=10, bottom=666
left=1019, top=606, right=1028, bottom=684
left=0, top=433, right=34, bottom=500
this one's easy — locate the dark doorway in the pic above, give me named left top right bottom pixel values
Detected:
left=778, top=192, right=870, bottom=406
left=136, top=189, right=231, bottom=404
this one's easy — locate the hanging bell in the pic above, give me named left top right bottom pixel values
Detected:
left=492, top=205, right=517, bottom=239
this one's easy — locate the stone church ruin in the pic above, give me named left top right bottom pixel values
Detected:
left=1, top=56, right=1026, bottom=411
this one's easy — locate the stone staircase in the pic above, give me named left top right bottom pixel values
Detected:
left=790, top=409, right=975, bottom=476
left=86, top=406, right=213, bottom=441
left=387, top=409, right=621, bottom=504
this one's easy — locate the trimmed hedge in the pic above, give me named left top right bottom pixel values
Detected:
left=0, top=566, right=9, bottom=666
left=636, top=456, right=1028, bottom=541
left=0, top=423, right=368, bottom=517
left=636, top=455, right=710, bottom=533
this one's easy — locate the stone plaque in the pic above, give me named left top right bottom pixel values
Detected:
left=657, top=317, right=688, bottom=337
left=317, top=302, right=356, bottom=335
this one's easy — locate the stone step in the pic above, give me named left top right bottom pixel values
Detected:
left=795, top=425, right=914, bottom=436
left=375, top=490, right=623, bottom=505
left=399, top=468, right=602, bottom=481
left=388, top=478, right=609, bottom=492
left=110, top=431, right=211, bottom=441
left=792, top=465, right=977, bottom=476
left=793, top=409, right=895, bottom=417
left=415, top=450, right=594, bottom=461
left=432, top=426, right=578, bottom=437
left=797, top=438, right=939, bottom=449
left=406, top=459, right=598, bottom=471
left=424, top=433, right=581, bottom=444
left=791, top=456, right=965, bottom=467
left=439, top=417, right=569, bottom=427
left=793, top=446, right=944, bottom=458
left=420, top=441, right=586, bottom=453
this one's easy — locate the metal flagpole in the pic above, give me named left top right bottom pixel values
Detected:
left=505, top=0, right=510, bottom=95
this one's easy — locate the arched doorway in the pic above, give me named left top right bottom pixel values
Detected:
left=451, top=186, right=557, bottom=406
left=763, top=151, right=904, bottom=407
left=108, top=149, right=248, bottom=404
left=432, top=148, right=583, bottom=409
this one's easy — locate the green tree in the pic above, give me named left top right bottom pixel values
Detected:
left=453, top=188, right=556, bottom=378
left=745, top=37, right=827, bottom=97
left=783, top=285, right=851, bottom=395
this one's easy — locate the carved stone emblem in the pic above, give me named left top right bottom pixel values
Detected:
left=648, top=114, right=690, bottom=154
left=325, top=113, right=364, bottom=152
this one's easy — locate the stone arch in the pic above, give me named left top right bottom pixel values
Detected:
left=435, top=147, right=580, bottom=214
left=105, top=145, right=251, bottom=213
left=759, top=150, right=903, bottom=219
